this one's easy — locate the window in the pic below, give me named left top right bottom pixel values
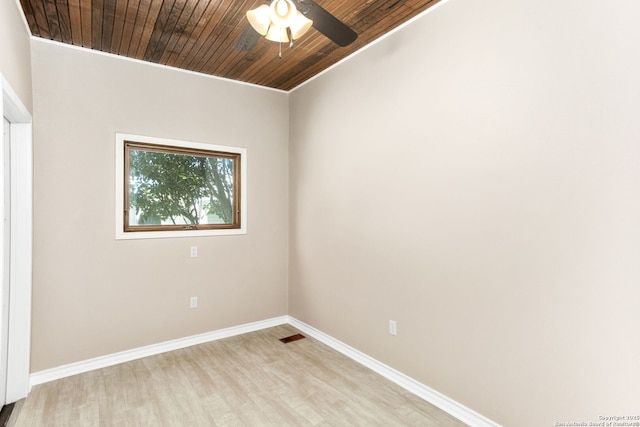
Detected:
left=115, top=134, right=246, bottom=239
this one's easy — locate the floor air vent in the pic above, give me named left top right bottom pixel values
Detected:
left=279, top=333, right=305, bottom=344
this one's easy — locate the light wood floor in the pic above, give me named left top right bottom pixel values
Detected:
left=9, top=325, right=468, bottom=426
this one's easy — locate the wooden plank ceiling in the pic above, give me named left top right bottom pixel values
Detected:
left=19, top=0, right=442, bottom=91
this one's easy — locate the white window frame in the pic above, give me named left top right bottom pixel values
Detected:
left=115, top=133, right=247, bottom=240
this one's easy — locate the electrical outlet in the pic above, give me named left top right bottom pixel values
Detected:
left=190, top=296, right=198, bottom=308
left=389, top=320, right=397, bottom=336
left=190, top=246, right=198, bottom=257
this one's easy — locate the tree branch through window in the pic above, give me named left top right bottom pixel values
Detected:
left=123, top=141, right=241, bottom=232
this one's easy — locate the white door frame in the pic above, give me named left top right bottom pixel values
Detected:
left=1, top=74, right=33, bottom=403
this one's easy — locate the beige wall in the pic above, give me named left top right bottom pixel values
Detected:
left=0, top=0, right=32, bottom=112
left=30, top=40, right=289, bottom=372
left=289, top=0, right=640, bottom=425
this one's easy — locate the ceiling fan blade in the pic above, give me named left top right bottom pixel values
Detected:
left=296, top=0, right=357, bottom=47
left=234, top=24, right=261, bottom=51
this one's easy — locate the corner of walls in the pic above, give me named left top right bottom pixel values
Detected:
left=0, top=0, right=33, bottom=113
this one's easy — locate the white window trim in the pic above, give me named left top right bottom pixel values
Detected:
left=115, top=133, right=247, bottom=240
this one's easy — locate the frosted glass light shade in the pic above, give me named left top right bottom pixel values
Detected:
left=265, top=25, right=289, bottom=43
left=290, top=11, right=313, bottom=40
left=269, top=0, right=297, bottom=28
left=246, top=5, right=271, bottom=36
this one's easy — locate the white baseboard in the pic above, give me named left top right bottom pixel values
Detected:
left=29, top=315, right=289, bottom=387
left=29, top=314, right=499, bottom=427
left=288, top=316, right=500, bottom=427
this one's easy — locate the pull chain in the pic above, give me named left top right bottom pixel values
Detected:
left=278, top=28, right=294, bottom=59
left=287, top=27, right=293, bottom=49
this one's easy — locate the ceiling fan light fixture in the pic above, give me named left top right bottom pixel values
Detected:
left=246, top=4, right=271, bottom=36
left=290, top=11, right=313, bottom=40
left=269, top=0, right=297, bottom=28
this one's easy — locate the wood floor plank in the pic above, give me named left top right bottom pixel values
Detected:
left=10, top=325, right=468, bottom=426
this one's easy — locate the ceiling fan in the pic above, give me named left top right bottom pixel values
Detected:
left=235, top=0, right=358, bottom=52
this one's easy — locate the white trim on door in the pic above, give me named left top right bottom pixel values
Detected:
left=1, top=74, right=33, bottom=403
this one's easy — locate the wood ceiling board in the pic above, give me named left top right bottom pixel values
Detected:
left=19, top=0, right=42, bottom=38
left=117, top=0, right=140, bottom=55
left=67, top=0, right=83, bottom=45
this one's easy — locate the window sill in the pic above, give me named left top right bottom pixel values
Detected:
left=115, top=227, right=247, bottom=240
